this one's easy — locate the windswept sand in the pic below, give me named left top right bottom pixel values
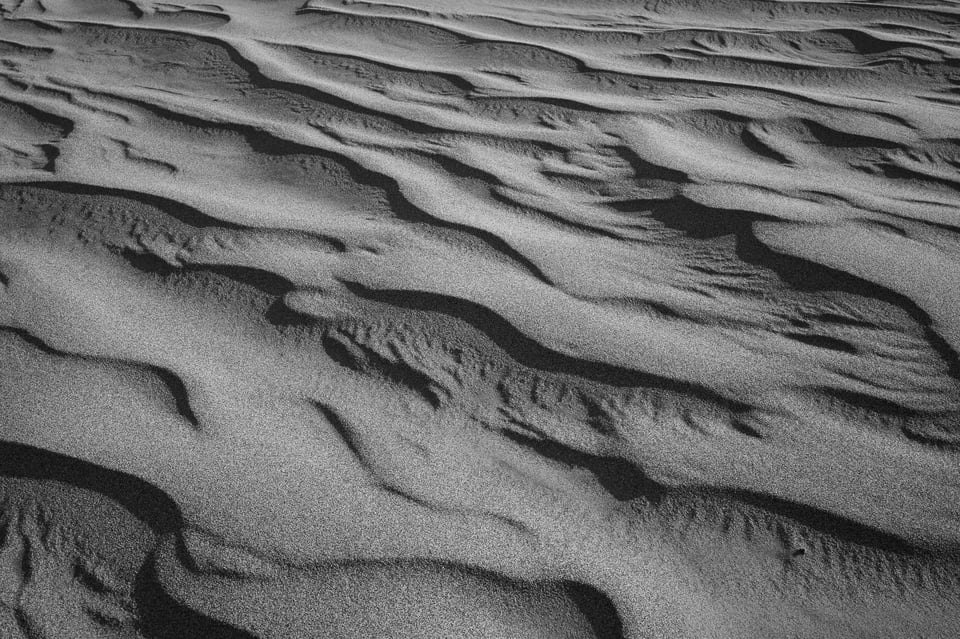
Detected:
left=1, top=0, right=960, bottom=637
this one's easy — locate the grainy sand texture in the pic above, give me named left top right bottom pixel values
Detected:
left=1, top=0, right=960, bottom=637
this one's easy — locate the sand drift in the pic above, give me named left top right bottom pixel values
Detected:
left=1, top=0, right=960, bottom=637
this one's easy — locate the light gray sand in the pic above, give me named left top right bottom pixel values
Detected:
left=1, top=0, right=960, bottom=637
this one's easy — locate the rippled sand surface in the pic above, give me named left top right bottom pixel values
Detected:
left=1, top=1, right=960, bottom=637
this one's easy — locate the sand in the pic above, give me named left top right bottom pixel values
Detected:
left=0, top=0, right=959, bottom=637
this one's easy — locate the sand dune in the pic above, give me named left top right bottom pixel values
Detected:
left=1, top=0, right=959, bottom=636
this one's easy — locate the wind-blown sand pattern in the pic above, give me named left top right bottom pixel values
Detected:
left=1, top=0, right=960, bottom=636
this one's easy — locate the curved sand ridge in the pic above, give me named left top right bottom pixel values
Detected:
left=1, top=0, right=960, bottom=637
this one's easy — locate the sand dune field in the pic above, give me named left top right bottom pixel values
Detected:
left=1, top=0, right=960, bottom=637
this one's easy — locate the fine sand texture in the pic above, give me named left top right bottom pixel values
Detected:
left=1, top=0, right=960, bottom=637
